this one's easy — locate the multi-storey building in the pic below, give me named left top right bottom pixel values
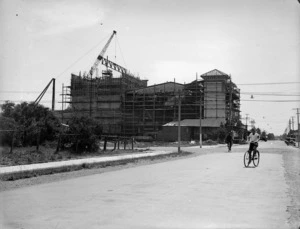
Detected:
left=61, top=69, right=241, bottom=140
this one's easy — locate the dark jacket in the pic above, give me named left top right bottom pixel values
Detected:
left=225, top=134, right=233, bottom=143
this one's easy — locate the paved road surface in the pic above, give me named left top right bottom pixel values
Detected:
left=0, top=141, right=296, bottom=229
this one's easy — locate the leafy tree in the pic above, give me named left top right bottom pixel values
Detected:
left=256, top=128, right=261, bottom=135
left=0, top=116, right=20, bottom=146
left=218, top=127, right=227, bottom=143
left=0, top=101, right=60, bottom=146
left=63, top=115, right=102, bottom=152
left=1, top=101, right=15, bottom=118
left=267, top=133, right=275, bottom=140
left=260, top=130, right=267, bottom=141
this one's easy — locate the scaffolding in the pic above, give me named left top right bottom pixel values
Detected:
left=123, top=81, right=184, bottom=136
left=60, top=68, right=241, bottom=137
left=61, top=71, right=147, bottom=134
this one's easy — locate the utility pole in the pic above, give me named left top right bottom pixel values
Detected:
left=178, top=91, right=181, bottom=153
left=89, top=75, right=92, bottom=118
left=292, top=108, right=300, bottom=148
left=199, top=90, right=202, bottom=148
left=229, top=77, right=232, bottom=129
left=199, top=81, right=203, bottom=148
left=52, top=78, right=55, bottom=111
left=61, top=84, right=64, bottom=122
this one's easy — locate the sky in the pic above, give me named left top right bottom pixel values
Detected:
left=0, top=0, right=299, bottom=135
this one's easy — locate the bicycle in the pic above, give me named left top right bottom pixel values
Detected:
left=244, top=145, right=260, bottom=167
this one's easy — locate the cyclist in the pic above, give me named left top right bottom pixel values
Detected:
left=225, top=131, right=233, bottom=152
left=247, top=128, right=260, bottom=160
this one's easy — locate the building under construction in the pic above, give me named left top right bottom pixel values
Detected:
left=59, top=31, right=242, bottom=140
left=61, top=68, right=242, bottom=141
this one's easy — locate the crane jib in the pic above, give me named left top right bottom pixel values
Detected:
left=89, top=30, right=117, bottom=77
left=97, top=55, right=103, bottom=61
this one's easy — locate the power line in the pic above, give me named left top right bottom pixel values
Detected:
left=238, top=82, right=300, bottom=85
left=241, top=92, right=300, bottom=96
left=0, top=91, right=59, bottom=94
left=241, top=99, right=300, bottom=102
left=55, top=34, right=111, bottom=80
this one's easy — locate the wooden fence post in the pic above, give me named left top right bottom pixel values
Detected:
left=75, top=135, right=79, bottom=153
left=131, top=137, right=134, bottom=150
left=56, top=134, right=61, bottom=153
left=103, top=136, right=107, bottom=151
left=36, top=128, right=41, bottom=151
left=10, top=131, right=15, bottom=153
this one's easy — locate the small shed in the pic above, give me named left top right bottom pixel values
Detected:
left=157, top=118, right=225, bottom=142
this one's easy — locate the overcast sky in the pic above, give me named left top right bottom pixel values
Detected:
left=0, top=0, right=299, bottom=135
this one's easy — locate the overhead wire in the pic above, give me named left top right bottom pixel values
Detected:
left=238, top=82, right=300, bottom=85
left=55, top=34, right=111, bottom=80
left=241, top=92, right=300, bottom=96
left=241, top=99, right=300, bottom=102
left=115, top=36, right=127, bottom=69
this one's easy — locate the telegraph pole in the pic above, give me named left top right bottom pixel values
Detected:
left=178, top=91, right=181, bottom=153
left=199, top=81, right=203, bottom=148
left=293, top=108, right=300, bottom=148
left=52, top=78, right=55, bottom=111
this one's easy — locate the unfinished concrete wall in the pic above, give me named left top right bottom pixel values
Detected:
left=204, top=81, right=226, bottom=119
left=68, top=72, right=147, bottom=134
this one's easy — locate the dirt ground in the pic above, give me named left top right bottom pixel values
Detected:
left=1, top=141, right=299, bottom=228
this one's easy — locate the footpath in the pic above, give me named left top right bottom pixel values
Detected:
left=0, top=144, right=225, bottom=181
left=0, top=150, right=177, bottom=180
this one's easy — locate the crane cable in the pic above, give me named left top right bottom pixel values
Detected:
left=116, top=36, right=127, bottom=69
left=55, top=34, right=110, bottom=80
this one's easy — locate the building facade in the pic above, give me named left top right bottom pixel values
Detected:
left=61, top=69, right=242, bottom=140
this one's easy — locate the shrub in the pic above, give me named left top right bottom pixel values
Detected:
left=203, top=139, right=218, bottom=145
left=0, top=101, right=60, bottom=146
left=63, top=116, right=102, bottom=153
left=0, top=117, right=22, bottom=146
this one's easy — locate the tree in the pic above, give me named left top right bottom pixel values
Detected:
left=0, top=116, right=20, bottom=146
left=0, top=101, right=60, bottom=146
left=1, top=101, right=15, bottom=118
left=256, top=128, right=261, bottom=135
left=218, top=127, right=227, bottom=143
left=63, top=115, right=102, bottom=152
left=267, top=133, right=275, bottom=140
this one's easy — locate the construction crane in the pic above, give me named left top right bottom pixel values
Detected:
left=34, top=78, right=56, bottom=110
left=89, top=30, right=117, bottom=77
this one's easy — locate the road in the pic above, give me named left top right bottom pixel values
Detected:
left=0, top=141, right=299, bottom=229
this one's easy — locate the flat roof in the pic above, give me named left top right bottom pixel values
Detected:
left=163, top=118, right=225, bottom=127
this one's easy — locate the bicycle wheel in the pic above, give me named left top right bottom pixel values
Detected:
left=253, top=150, right=260, bottom=167
left=244, top=151, right=250, bottom=167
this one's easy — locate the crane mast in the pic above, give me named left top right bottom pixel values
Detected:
left=89, top=30, right=117, bottom=77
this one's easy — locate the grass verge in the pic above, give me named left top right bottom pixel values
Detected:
left=0, top=151, right=192, bottom=181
